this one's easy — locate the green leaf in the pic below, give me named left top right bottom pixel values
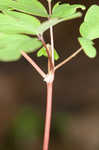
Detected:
left=78, top=37, right=96, bottom=58
left=37, top=3, right=86, bottom=34
left=0, top=7, right=82, bottom=36
left=52, top=2, right=61, bottom=12
left=0, top=0, right=48, bottom=17
left=0, top=10, right=40, bottom=35
left=79, top=5, right=99, bottom=40
left=37, top=12, right=82, bottom=34
left=52, top=3, right=85, bottom=18
left=11, top=0, right=49, bottom=17
left=37, top=44, right=59, bottom=61
left=84, top=5, right=99, bottom=22
left=0, top=33, right=42, bottom=61
left=0, top=0, right=13, bottom=11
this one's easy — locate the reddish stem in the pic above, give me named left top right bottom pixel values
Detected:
left=55, top=47, right=82, bottom=71
left=38, top=35, right=54, bottom=71
left=43, top=82, right=53, bottom=150
left=21, top=51, right=46, bottom=78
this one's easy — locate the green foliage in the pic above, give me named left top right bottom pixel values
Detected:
left=0, top=0, right=48, bottom=17
left=52, top=3, right=85, bottom=18
left=0, top=33, right=42, bottom=61
left=36, top=2, right=85, bottom=34
left=37, top=12, right=82, bottom=34
left=79, top=5, right=99, bottom=40
left=10, top=0, right=49, bottom=17
left=37, top=18, right=61, bottom=34
left=0, top=0, right=98, bottom=62
left=0, top=5, right=85, bottom=36
left=37, top=44, right=59, bottom=61
left=0, top=0, right=13, bottom=11
left=78, top=37, right=96, bottom=58
left=0, top=10, right=40, bottom=35
left=0, top=0, right=86, bottom=62
left=79, top=5, right=99, bottom=58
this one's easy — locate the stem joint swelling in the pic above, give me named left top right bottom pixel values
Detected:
left=44, top=72, right=54, bottom=83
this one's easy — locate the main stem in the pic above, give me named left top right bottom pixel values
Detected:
left=43, top=1, right=54, bottom=150
left=48, top=1, right=54, bottom=66
left=43, top=82, right=53, bottom=150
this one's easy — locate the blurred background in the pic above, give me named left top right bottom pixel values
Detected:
left=0, top=0, right=99, bottom=150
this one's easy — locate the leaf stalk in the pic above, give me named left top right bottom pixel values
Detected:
left=55, top=47, right=82, bottom=71
left=38, top=35, right=54, bottom=71
left=21, top=51, right=46, bottom=78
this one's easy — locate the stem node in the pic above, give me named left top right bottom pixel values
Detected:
left=44, top=72, right=54, bottom=83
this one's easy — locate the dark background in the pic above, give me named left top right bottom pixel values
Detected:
left=0, top=0, right=99, bottom=150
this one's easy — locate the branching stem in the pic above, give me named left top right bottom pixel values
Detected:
left=38, top=35, right=54, bottom=71
left=21, top=51, right=46, bottom=78
left=48, top=1, right=55, bottom=66
left=42, top=1, right=55, bottom=150
left=55, top=47, right=82, bottom=71
left=21, top=2, right=83, bottom=150
left=50, top=27, right=54, bottom=66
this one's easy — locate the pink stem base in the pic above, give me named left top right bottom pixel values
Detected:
left=43, top=82, right=53, bottom=150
